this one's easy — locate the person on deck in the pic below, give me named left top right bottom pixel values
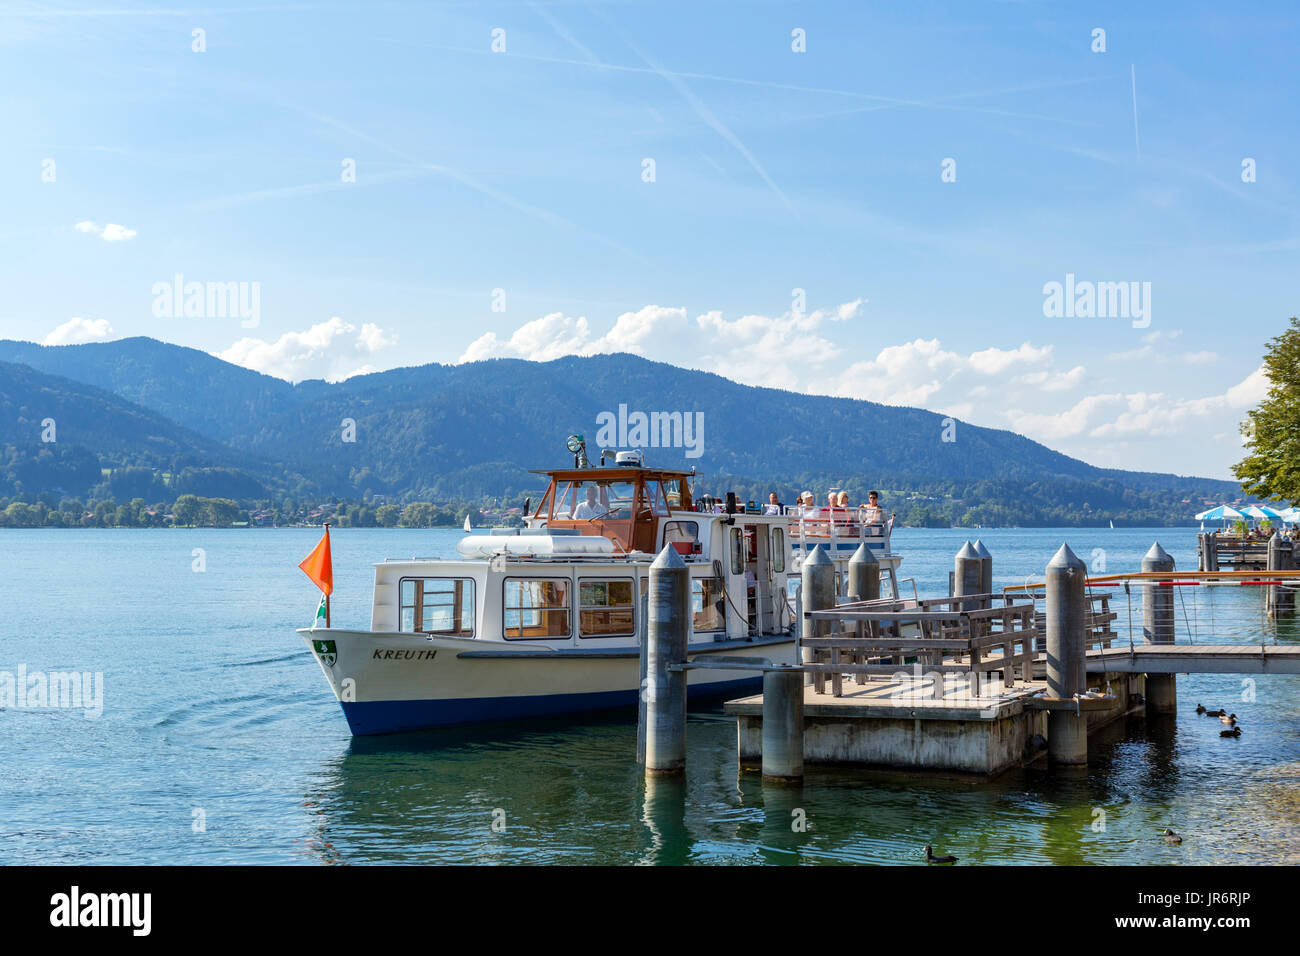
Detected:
left=861, top=491, right=885, bottom=524
left=763, top=492, right=782, bottom=515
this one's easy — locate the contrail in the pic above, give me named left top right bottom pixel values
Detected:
left=527, top=0, right=600, bottom=63
left=380, top=38, right=1108, bottom=126
left=587, top=10, right=795, bottom=214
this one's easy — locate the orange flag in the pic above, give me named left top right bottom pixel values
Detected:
left=298, top=525, right=333, bottom=596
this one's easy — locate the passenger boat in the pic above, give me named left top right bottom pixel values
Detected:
left=302, top=440, right=907, bottom=736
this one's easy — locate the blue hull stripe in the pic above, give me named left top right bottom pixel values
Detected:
left=339, top=676, right=762, bottom=736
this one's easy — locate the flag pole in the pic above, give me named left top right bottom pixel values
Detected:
left=324, top=523, right=331, bottom=628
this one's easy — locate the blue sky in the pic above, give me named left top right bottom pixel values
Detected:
left=1, top=1, right=1296, bottom=480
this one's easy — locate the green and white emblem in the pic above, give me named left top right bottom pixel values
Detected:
left=313, top=639, right=337, bottom=667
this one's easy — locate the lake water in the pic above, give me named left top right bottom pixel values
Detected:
left=2, top=526, right=1298, bottom=865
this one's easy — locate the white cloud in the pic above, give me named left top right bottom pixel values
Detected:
left=1005, top=393, right=1125, bottom=439
left=1005, top=366, right=1270, bottom=445
left=457, top=302, right=852, bottom=393
left=1014, top=364, right=1086, bottom=391
left=42, top=316, right=115, bottom=346
left=968, top=341, right=1053, bottom=375
left=1226, top=365, right=1268, bottom=407
left=448, top=302, right=1263, bottom=476
left=831, top=338, right=961, bottom=405
left=73, top=220, right=137, bottom=241
left=218, top=317, right=396, bottom=382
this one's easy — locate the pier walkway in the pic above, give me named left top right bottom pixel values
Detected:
left=1085, top=643, right=1300, bottom=674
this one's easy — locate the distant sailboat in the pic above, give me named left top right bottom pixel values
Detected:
left=1109, top=520, right=1115, bottom=529
left=464, top=514, right=472, bottom=532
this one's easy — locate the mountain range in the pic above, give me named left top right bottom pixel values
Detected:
left=0, top=336, right=1240, bottom=525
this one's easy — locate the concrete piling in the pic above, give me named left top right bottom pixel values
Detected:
left=635, top=590, right=650, bottom=766
left=847, top=542, right=880, bottom=603
left=954, top=541, right=982, bottom=611
left=761, top=667, right=804, bottom=783
left=1267, top=533, right=1295, bottom=618
left=973, top=538, right=993, bottom=608
left=1141, top=541, right=1177, bottom=715
left=800, top=545, right=835, bottom=686
left=644, top=545, right=690, bottom=777
left=848, top=542, right=880, bottom=649
left=1045, top=543, right=1088, bottom=765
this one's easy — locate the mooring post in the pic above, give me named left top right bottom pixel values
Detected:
left=1141, top=541, right=1177, bottom=715
left=1267, top=533, right=1295, bottom=617
left=954, top=541, right=982, bottom=611
left=848, top=541, right=880, bottom=648
left=635, top=590, right=650, bottom=766
left=761, top=667, right=804, bottom=783
left=800, top=545, right=835, bottom=688
left=973, top=538, right=993, bottom=608
left=847, top=542, right=880, bottom=603
left=644, top=545, right=690, bottom=777
left=1045, top=543, right=1088, bottom=765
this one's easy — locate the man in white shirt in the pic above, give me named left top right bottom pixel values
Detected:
left=763, top=492, right=782, bottom=515
left=572, top=485, right=602, bottom=520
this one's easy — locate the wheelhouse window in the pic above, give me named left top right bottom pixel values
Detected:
left=662, top=478, right=686, bottom=509
left=579, top=578, right=635, bottom=638
left=730, top=527, right=744, bottom=574
left=400, top=577, right=475, bottom=636
left=644, top=481, right=670, bottom=516
left=503, top=578, right=571, bottom=640
left=563, top=480, right=637, bottom=521
left=772, top=528, right=785, bottom=573
left=692, top=578, right=726, bottom=632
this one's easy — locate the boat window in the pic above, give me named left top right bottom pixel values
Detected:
left=644, top=481, right=670, bottom=516
left=730, top=527, right=743, bottom=574
left=553, top=482, right=575, bottom=518
left=503, top=578, right=571, bottom=640
left=772, top=528, right=785, bottom=573
left=578, top=578, right=636, bottom=638
left=399, top=577, right=475, bottom=636
left=663, top=520, right=699, bottom=545
left=662, top=478, right=685, bottom=509
left=565, top=480, right=637, bottom=521
left=692, top=578, right=725, bottom=632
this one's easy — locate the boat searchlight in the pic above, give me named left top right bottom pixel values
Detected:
left=565, top=434, right=590, bottom=468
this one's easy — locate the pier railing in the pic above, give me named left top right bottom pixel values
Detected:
left=1004, top=569, right=1300, bottom=648
left=802, top=595, right=1039, bottom=697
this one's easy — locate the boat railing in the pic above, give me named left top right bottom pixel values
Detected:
left=786, top=508, right=893, bottom=557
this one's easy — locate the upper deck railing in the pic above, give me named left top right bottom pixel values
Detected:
left=784, top=505, right=893, bottom=557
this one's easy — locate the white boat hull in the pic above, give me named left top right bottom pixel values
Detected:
left=299, top=628, right=797, bottom=735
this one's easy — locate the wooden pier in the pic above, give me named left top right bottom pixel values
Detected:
left=715, top=541, right=1300, bottom=779
left=1198, top=531, right=1297, bottom=571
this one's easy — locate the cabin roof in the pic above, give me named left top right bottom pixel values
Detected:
left=528, top=466, right=695, bottom=480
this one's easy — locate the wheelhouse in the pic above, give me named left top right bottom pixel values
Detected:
left=528, top=465, right=694, bottom=553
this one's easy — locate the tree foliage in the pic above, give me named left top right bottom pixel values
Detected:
left=1234, top=316, right=1300, bottom=505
